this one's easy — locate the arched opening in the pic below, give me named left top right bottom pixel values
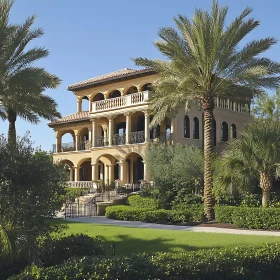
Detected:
left=130, top=111, right=145, bottom=144
left=79, top=159, right=92, bottom=181
left=231, top=124, right=237, bottom=139
left=212, top=119, right=216, bottom=146
left=140, top=83, right=152, bottom=91
left=193, top=117, right=199, bottom=139
left=221, top=122, right=229, bottom=141
left=78, top=127, right=90, bottom=150
left=92, top=92, right=104, bottom=102
left=125, top=86, right=138, bottom=95
left=81, top=96, right=89, bottom=111
left=125, top=153, right=144, bottom=184
left=60, top=131, right=75, bottom=152
left=184, top=115, right=190, bottom=138
left=109, top=90, right=121, bottom=99
left=96, top=154, right=118, bottom=183
left=149, top=115, right=160, bottom=141
left=59, top=160, right=74, bottom=181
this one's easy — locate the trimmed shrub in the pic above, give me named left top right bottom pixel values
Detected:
left=10, top=243, right=280, bottom=280
left=64, top=188, right=90, bottom=201
left=105, top=206, right=193, bottom=223
left=215, top=205, right=280, bottom=229
left=127, top=194, right=158, bottom=209
left=39, top=234, right=105, bottom=267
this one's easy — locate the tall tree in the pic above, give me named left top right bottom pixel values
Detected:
left=0, top=0, right=61, bottom=143
left=134, top=1, right=280, bottom=219
left=215, top=120, right=280, bottom=207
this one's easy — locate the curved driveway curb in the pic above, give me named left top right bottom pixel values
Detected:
left=64, top=216, right=280, bottom=236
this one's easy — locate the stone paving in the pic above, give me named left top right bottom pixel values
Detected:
left=64, top=216, right=280, bottom=236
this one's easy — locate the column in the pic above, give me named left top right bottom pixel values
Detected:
left=73, top=167, right=79, bottom=181
left=75, top=133, right=78, bottom=151
left=119, top=160, right=124, bottom=181
left=105, top=164, right=109, bottom=183
left=143, top=161, right=148, bottom=181
left=108, top=116, right=114, bottom=146
left=77, top=98, right=82, bottom=112
left=69, top=167, right=74, bottom=181
left=91, top=163, right=97, bottom=181
left=108, top=164, right=113, bottom=182
left=55, top=136, right=59, bottom=153
left=144, top=111, right=150, bottom=143
left=100, top=163, right=104, bottom=181
left=125, top=113, right=131, bottom=144
left=170, top=118, right=175, bottom=143
left=91, top=119, right=96, bottom=147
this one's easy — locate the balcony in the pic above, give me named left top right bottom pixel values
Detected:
left=91, top=90, right=153, bottom=113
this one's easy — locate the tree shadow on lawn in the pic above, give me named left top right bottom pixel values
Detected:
left=96, top=234, right=223, bottom=256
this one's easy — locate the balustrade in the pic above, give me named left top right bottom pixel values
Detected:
left=95, top=136, right=109, bottom=147
left=92, top=90, right=152, bottom=112
left=215, top=97, right=249, bottom=114
left=65, top=181, right=96, bottom=189
left=53, top=142, right=75, bottom=153
left=77, top=140, right=91, bottom=151
left=112, top=134, right=126, bottom=145
left=129, top=131, right=145, bottom=144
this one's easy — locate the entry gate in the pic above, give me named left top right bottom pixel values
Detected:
left=64, top=201, right=97, bottom=218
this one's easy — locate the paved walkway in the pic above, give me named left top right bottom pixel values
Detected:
left=65, top=216, right=280, bottom=236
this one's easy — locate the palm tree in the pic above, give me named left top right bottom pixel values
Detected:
left=134, top=1, right=280, bottom=219
left=0, top=0, right=61, bottom=143
left=216, top=120, right=280, bottom=207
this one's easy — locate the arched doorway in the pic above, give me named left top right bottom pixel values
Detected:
left=221, top=122, right=229, bottom=141
left=125, top=153, right=144, bottom=184
left=79, top=159, right=92, bottom=181
left=59, top=159, right=74, bottom=181
left=108, top=90, right=121, bottom=99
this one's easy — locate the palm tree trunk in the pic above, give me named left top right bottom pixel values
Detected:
left=260, top=171, right=272, bottom=207
left=7, top=109, right=17, bottom=145
left=202, top=98, right=215, bottom=220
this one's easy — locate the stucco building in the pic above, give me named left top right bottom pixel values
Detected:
left=49, top=68, right=252, bottom=187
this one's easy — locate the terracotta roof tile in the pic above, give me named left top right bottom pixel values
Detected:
left=48, top=111, right=90, bottom=126
left=68, top=68, right=154, bottom=91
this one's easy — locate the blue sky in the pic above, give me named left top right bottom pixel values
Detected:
left=1, top=0, right=280, bottom=150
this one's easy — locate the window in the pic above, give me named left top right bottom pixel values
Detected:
left=231, top=124, right=237, bottom=139
left=193, top=117, right=199, bottom=139
left=184, top=115, right=190, bottom=138
left=221, top=122, right=228, bottom=141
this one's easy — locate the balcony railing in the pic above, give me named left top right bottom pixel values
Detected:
left=53, top=142, right=75, bottom=153
left=215, top=97, right=250, bottom=114
left=95, top=136, right=109, bottom=147
left=65, top=181, right=97, bottom=189
left=78, top=140, right=91, bottom=151
left=112, top=134, right=126, bottom=145
left=130, top=131, right=145, bottom=144
left=91, top=90, right=153, bottom=112
left=152, top=132, right=172, bottom=144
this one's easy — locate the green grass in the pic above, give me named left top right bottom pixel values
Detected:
left=56, top=220, right=280, bottom=255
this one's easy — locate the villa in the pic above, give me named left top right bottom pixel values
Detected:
left=49, top=68, right=252, bottom=188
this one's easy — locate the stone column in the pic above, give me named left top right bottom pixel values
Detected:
left=119, top=160, right=124, bottom=181
left=105, top=164, right=109, bottom=183
left=125, top=113, right=131, bottom=144
left=74, top=167, right=79, bottom=181
left=91, top=119, right=96, bottom=147
left=91, top=163, right=97, bottom=181
left=69, top=167, right=74, bottom=181
left=55, top=136, right=60, bottom=153
left=144, top=111, right=150, bottom=143
left=77, top=97, right=82, bottom=112
left=108, top=116, right=115, bottom=146
left=143, top=161, right=148, bottom=181
left=108, top=164, right=113, bottom=182
left=170, top=118, right=175, bottom=143
left=75, top=133, right=79, bottom=151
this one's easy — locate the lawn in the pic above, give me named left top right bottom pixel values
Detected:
left=56, top=220, right=280, bottom=255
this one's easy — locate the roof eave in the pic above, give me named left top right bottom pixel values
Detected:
left=67, top=69, right=155, bottom=92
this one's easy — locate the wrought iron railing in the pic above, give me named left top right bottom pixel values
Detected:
left=129, top=131, right=145, bottom=144
left=78, top=140, right=91, bottom=151
left=53, top=142, right=75, bottom=153
left=112, top=134, right=126, bottom=145
left=95, top=136, right=109, bottom=147
left=65, top=181, right=97, bottom=188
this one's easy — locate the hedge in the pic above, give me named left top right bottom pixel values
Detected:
left=215, top=205, right=280, bottom=229
left=127, top=194, right=158, bottom=209
left=105, top=206, right=193, bottom=223
left=10, top=243, right=280, bottom=280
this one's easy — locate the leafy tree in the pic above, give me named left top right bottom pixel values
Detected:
left=252, top=89, right=280, bottom=121
left=0, top=0, right=61, bottom=143
left=134, top=1, right=280, bottom=219
left=146, top=144, right=203, bottom=209
left=214, top=120, right=280, bottom=207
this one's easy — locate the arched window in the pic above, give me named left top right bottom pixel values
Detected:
left=212, top=119, right=216, bottom=146
left=141, top=83, right=152, bottom=91
left=221, top=122, right=229, bottom=142
left=231, top=124, right=237, bottom=139
left=193, top=117, right=199, bottom=139
left=184, top=115, right=190, bottom=138
left=109, top=90, right=121, bottom=99
left=126, top=86, right=138, bottom=95
left=93, top=92, right=104, bottom=102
